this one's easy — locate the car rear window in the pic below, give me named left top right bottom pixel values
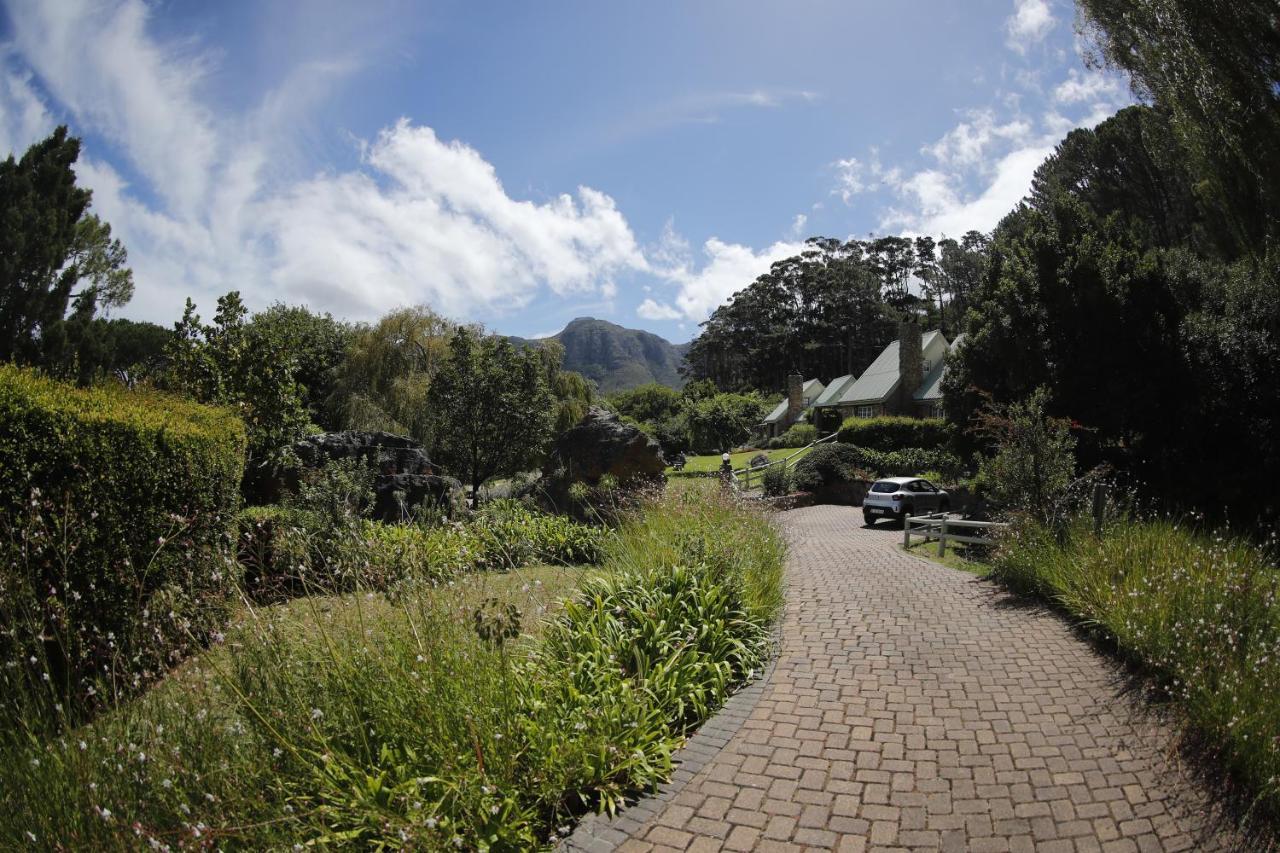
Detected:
left=871, top=482, right=898, bottom=493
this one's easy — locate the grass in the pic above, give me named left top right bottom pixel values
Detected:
left=1, top=485, right=785, bottom=850
left=668, top=446, right=812, bottom=475
left=992, top=515, right=1280, bottom=821
left=902, top=539, right=992, bottom=577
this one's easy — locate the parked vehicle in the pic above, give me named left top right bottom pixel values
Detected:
left=862, top=476, right=949, bottom=526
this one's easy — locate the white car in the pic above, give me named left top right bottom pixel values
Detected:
left=862, top=477, right=950, bottom=526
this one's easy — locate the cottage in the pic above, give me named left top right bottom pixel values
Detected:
left=759, top=375, right=825, bottom=439
left=814, top=321, right=951, bottom=422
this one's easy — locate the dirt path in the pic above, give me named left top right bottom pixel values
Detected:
left=568, top=504, right=1249, bottom=852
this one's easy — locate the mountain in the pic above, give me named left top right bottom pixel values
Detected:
left=510, top=317, right=689, bottom=394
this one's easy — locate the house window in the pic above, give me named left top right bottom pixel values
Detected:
left=855, top=405, right=876, bottom=419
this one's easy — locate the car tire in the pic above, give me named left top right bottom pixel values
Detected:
left=863, top=515, right=876, bottom=527
left=899, top=505, right=913, bottom=527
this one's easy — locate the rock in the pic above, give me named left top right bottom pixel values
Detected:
left=750, top=452, right=770, bottom=469
left=258, top=430, right=462, bottom=520
left=372, top=473, right=464, bottom=523
left=543, top=407, right=665, bottom=484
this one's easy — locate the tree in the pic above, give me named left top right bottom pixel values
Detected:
left=685, top=392, right=767, bottom=454
left=426, top=328, right=555, bottom=497
left=165, top=292, right=310, bottom=478
left=607, top=382, right=682, bottom=425
left=327, top=306, right=455, bottom=443
left=1078, top=0, right=1280, bottom=253
left=247, top=304, right=352, bottom=429
left=976, top=388, right=1077, bottom=525
left=0, top=127, right=133, bottom=365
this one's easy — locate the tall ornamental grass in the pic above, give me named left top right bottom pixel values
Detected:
left=1, top=485, right=785, bottom=850
left=994, top=516, right=1280, bottom=815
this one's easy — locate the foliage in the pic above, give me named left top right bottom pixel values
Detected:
left=0, top=365, right=245, bottom=727
left=0, top=126, right=133, bottom=367
left=765, top=422, right=818, bottom=449
left=0, top=483, right=783, bottom=850
left=43, top=317, right=171, bottom=388
left=684, top=234, right=987, bottom=390
left=238, top=492, right=606, bottom=601
left=684, top=391, right=767, bottom=453
left=992, top=514, right=1280, bottom=816
left=973, top=388, right=1077, bottom=523
left=607, top=382, right=683, bottom=424
left=789, top=442, right=868, bottom=492
left=247, top=304, right=353, bottom=429
left=946, top=104, right=1280, bottom=522
left=327, top=306, right=456, bottom=442
left=761, top=464, right=792, bottom=497
left=166, top=292, right=312, bottom=479
left=1078, top=0, right=1280, bottom=254
left=427, top=327, right=556, bottom=494
left=836, top=416, right=950, bottom=452
left=849, top=446, right=964, bottom=482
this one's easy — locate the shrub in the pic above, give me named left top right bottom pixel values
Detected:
left=993, top=515, right=1280, bottom=816
left=837, top=416, right=950, bottom=452
left=0, top=365, right=245, bottom=726
left=769, top=423, right=817, bottom=449
left=850, top=446, right=964, bottom=481
left=975, top=387, right=1076, bottom=522
left=790, top=443, right=868, bottom=492
left=761, top=465, right=791, bottom=497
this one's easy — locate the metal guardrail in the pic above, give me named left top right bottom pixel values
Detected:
left=735, top=431, right=840, bottom=491
left=903, top=513, right=1008, bottom=556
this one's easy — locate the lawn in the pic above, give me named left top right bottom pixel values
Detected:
left=669, top=446, right=813, bottom=474
left=902, top=538, right=992, bottom=577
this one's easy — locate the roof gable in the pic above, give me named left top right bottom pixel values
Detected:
left=813, top=374, right=856, bottom=406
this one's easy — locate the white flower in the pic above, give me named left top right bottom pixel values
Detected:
left=78, top=740, right=87, bottom=751
left=310, top=708, right=324, bottom=721
left=425, top=817, right=438, bottom=829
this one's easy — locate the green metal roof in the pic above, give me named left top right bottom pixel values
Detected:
left=914, top=333, right=964, bottom=401
left=836, top=330, right=947, bottom=406
left=812, top=374, right=856, bottom=407
left=761, top=398, right=791, bottom=423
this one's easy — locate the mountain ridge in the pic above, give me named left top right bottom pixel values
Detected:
left=509, top=317, right=689, bottom=394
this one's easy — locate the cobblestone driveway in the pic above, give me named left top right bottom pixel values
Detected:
left=568, top=504, right=1247, bottom=852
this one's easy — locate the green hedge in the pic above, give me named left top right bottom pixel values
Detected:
left=790, top=443, right=868, bottom=491
left=790, top=442, right=963, bottom=490
left=850, top=446, right=964, bottom=481
left=836, top=416, right=951, bottom=452
left=764, top=423, right=818, bottom=449
left=0, top=365, right=246, bottom=724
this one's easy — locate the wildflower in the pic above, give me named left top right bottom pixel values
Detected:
left=25, top=832, right=36, bottom=843
left=425, top=817, right=438, bottom=829
left=311, top=708, right=324, bottom=721
left=490, top=804, right=500, bottom=815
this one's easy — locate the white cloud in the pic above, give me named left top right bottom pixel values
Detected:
left=1053, top=68, right=1126, bottom=105
left=1005, top=0, right=1056, bottom=54
left=636, top=299, right=682, bottom=321
left=0, top=1, right=649, bottom=324
left=832, top=152, right=901, bottom=205
left=789, top=213, right=808, bottom=238
left=661, top=237, right=806, bottom=321
left=0, top=68, right=53, bottom=157
left=923, top=110, right=1032, bottom=169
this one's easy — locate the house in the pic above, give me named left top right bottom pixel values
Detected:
left=913, top=333, right=964, bottom=418
left=813, top=321, right=951, bottom=421
left=759, top=375, right=825, bottom=439
left=810, top=373, right=857, bottom=431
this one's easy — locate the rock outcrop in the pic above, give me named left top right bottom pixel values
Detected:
left=543, top=407, right=666, bottom=483
left=263, top=430, right=462, bottom=521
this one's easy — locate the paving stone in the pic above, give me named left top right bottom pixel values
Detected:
left=563, top=506, right=1252, bottom=852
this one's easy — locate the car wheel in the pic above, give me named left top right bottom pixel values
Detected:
left=863, top=514, right=876, bottom=527
left=899, top=505, right=913, bottom=526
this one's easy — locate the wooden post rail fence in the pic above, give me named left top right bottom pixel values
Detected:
left=903, top=513, right=1008, bottom=556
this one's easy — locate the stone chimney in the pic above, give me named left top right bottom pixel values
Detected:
left=786, top=373, right=804, bottom=425
left=897, top=319, right=923, bottom=414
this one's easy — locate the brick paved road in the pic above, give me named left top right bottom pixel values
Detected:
left=571, top=505, right=1248, bottom=852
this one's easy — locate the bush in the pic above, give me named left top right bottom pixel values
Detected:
left=836, top=416, right=951, bottom=452
left=850, top=446, right=965, bottom=481
left=975, top=387, right=1077, bottom=523
left=761, top=465, right=791, bottom=497
left=993, top=515, right=1280, bottom=816
left=767, top=423, right=817, bottom=449
left=790, top=443, right=868, bottom=492
left=0, top=365, right=245, bottom=726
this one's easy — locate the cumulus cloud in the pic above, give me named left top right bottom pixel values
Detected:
left=0, top=0, right=649, bottom=324
left=832, top=152, right=901, bottom=205
left=656, top=237, right=806, bottom=322
left=636, top=298, right=682, bottom=321
left=923, top=110, right=1032, bottom=169
left=1053, top=68, right=1127, bottom=105
left=1005, top=0, right=1056, bottom=54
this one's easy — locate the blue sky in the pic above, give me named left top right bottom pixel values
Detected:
left=0, top=0, right=1130, bottom=342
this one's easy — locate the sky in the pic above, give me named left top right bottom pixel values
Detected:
left=0, top=0, right=1133, bottom=343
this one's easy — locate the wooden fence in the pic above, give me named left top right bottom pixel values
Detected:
left=736, top=431, right=839, bottom=492
left=903, top=513, right=1008, bottom=556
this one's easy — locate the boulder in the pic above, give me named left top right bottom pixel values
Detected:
left=260, top=430, right=462, bottom=520
left=543, top=407, right=665, bottom=484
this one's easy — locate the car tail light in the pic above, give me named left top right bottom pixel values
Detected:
left=891, top=494, right=901, bottom=502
